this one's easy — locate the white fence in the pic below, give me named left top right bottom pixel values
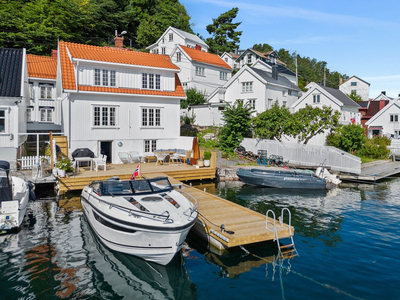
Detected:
left=241, top=138, right=361, bottom=174
left=20, top=156, right=50, bottom=170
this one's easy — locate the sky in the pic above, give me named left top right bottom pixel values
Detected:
left=180, top=0, right=400, bottom=98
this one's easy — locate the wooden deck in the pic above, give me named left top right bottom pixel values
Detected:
left=340, top=160, right=400, bottom=183
left=56, top=161, right=216, bottom=195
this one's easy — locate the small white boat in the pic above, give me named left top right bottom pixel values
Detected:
left=81, top=176, right=198, bottom=265
left=0, top=161, right=35, bottom=232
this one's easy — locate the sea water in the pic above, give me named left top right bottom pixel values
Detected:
left=0, top=179, right=399, bottom=299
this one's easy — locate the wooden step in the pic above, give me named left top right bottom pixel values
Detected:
left=280, top=244, right=294, bottom=249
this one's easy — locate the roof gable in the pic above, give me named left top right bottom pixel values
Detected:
left=0, top=48, right=23, bottom=97
left=180, top=46, right=231, bottom=69
left=147, top=26, right=208, bottom=50
left=318, top=84, right=360, bottom=108
left=366, top=100, right=400, bottom=125
left=27, top=54, right=57, bottom=79
left=340, top=75, right=370, bottom=86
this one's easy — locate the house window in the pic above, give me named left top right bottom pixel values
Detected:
left=40, top=108, right=53, bottom=122
left=390, top=114, right=399, bottom=122
left=144, top=140, right=157, bottom=153
left=351, top=82, right=357, bottom=86
left=142, top=73, right=148, bottom=89
left=220, top=72, right=227, bottom=80
left=195, top=67, right=205, bottom=76
left=313, top=94, right=320, bottom=103
left=27, top=107, right=33, bottom=122
left=242, top=82, right=253, bottom=92
left=248, top=99, right=256, bottom=109
left=40, top=85, right=52, bottom=99
left=156, top=74, right=160, bottom=90
left=162, top=38, right=165, bottom=44
left=110, top=70, right=116, bottom=87
left=225, top=58, right=228, bottom=62
left=169, top=33, right=173, bottom=41
left=93, top=106, right=116, bottom=127
left=177, top=52, right=181, bottom=62
left=142, top=108, right=161, bottom=127
left=288, top=90, right=292, bottom=96
left=268, top=98, right=273, bottom=109
left=149, top=74, right=154, bottom=89
left=161, top=47, right=166, bottom=55
left=0, top=110, right=5, bottom=132
left=102, top=69, right=109, bottom=86
left=95, top=69, right=115, bottom=86
left=95, top=69, right=101, bottom=85
left=282, top=90, right=287, bottom=97
left=247, top=54, right=252, bottom=64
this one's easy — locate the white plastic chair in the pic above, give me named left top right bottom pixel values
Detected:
left=155, top=153, right=167, bottom=166
left=94, top=155, right=107, bottom=171
left=128, top=151, right=140, bottom=163
left=118, top=152, right=130, bottom=164
left=170, top=152, right=182, bottom=165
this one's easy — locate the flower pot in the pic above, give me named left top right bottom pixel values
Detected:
left=204, top=160, right=210, bottom=167
left=58, top=169, right=66, bottom=178
left=197, top=160, right=204, bottom=168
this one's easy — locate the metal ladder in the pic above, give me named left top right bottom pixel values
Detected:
left=266, top=208, right=298, bottom=259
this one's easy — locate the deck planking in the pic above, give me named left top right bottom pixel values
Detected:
left=340, top=160, right=400, bottom=182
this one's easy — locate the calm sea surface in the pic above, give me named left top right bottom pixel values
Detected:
left=1, top=178, right=399, bottom=299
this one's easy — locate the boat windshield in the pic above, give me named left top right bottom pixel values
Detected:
left=0, top=168, right=12, bottom=200
left=101, top=177, right=172, bottom=196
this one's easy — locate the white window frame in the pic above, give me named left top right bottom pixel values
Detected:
left=142, top=73, right=160, bottom=90
left=220, top=72, right=227, bottom=80
left=161, top=47, right=166, bottom=55
left=0, top=110, right=6, bottom=133
left=390, top=114, right=399, bottom=123
left=288, top=90, right=292, bottom=96
left=313, top=94, right=320, bottom=103
left=142, top=107, right=162, bottom=127
left=29, top=83, right=34, bottom=100
left=94, top=69, right=115, bottom=87
left=27, top=107, right=33, bottom=122
left=40, top=107, right=53, bottom=122
left=247, top=54, right=252, bottom=64
left=248, top=99, right=256, bottom=109
left=242, top=82, right=253, bottom=93
left=93, top=105, right=117, bottom=127
left=144, top=139, right=157, bottom=153
left=40, top=84, right=53, bottom=99
left=169, top=33, right=173, bottom=41
left=177, top=52, right=181, bottom=62
left=351, top=82, right=357, bottom=86
left=195, top=66, right=205, bottom=76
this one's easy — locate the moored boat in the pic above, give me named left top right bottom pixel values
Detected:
left=80, top=176, right=198, bottom=265
left=236, top=168, right=327, bottom=189
left=0, top=161, right=35, bottom=232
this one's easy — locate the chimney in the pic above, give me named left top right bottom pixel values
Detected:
left=382, top=91, right=386, bottom=95
left=114, top=36, right=124, bottom=48
left=195, top=44, right=201, bottom=51
left=271, top=57, right=278, bottom=80
left=51, top=49, right=57, bottom=58
left=379, top=99, right=386, bottom=110
left=339, top=77, right=343, bottom=85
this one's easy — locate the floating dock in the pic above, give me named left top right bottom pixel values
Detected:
left=340, top=160, right=400, bottom=183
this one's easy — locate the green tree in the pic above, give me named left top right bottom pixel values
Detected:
left=252, top=43, right=273, bottom=52
left=219, top=100, right=253, bottom=153
left=327, top=124, right=366, bottom=153
left=358, top=136, right=390, bottom=159
left=348, top=90, right=363, bottom=102
left=292, top=105, right=340, bottom=144
left=205, top=7, right=242, bottom=54
left=252, top=102, right=293, bottom=142
left=181, top=88, right=206, bottom=109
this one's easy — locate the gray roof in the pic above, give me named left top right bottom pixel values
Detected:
left=173, top=27, right=207, bottom=47
left=264, top=61, right=296, bottom=77
left=251, top=67, right=300, bottom=91
left=0, top=48, right=23, bottom=97
left=317, top=84, right=361, bottom=108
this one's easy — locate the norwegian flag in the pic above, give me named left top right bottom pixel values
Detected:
left=131, top=163, right=140, bottom=180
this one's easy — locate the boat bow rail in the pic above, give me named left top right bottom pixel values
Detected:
left=175, top=189, right=198, bottom=219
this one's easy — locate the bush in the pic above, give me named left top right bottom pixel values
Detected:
left=357, top=136, right=390, bottom=159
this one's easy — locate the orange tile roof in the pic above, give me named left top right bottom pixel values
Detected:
left=26, top=54, right=57, bottom=79
left=180, top=46, right=232, bottom=69
left=59, top=41, right=184, bottom=97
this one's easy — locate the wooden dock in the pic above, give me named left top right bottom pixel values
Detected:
left=340, top=160, right=400, bottom=183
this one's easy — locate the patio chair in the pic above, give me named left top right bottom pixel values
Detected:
left=170, top=152, right=182, bottom=165
left=118, top=152, right=130, bottom=164
left=93, top=155, right=107, bottom=171
left=155, top=153, right=168, bottom=166
left=128, top=151, right=140, bottom=163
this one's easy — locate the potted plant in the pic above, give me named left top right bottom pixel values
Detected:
left=56, top=156, right=74, bottom=177
left=197, top=158, right=204, bottom=168
left=203, top=151, right=212, bottom=167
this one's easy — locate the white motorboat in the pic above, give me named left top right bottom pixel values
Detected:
left=80, top=176, right=198, bottom=265
left=0, top=161, right=35, bottom=232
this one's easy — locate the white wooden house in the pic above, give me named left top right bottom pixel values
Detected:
left=188, top=60, right=300, bottom=126
left=26, top=53, right=61, bottom=132
left=57, top=41, right=187, bottom=163
left=170, top=45, right=232, bottom=96
left=220, top=52, right=240, bottom=71
left=365, top=100, right=400, bottom=138
left=146, top=26, right=209, bottom=56
left=373, top=91, right=393, bottom=101
left=235, top=49, right=286, bottom=69
left=339, top=75, right=370, bottom=101
left=0, top=48, right=29, bottom=163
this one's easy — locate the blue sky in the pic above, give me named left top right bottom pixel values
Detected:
left=180, top=0, right=400, bottom=98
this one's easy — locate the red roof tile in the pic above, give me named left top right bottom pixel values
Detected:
left=59, top=41, right=184, bottom=97
left=26, top=54, right=57, bottom=79
left=180, top=46, right=231, bottom=69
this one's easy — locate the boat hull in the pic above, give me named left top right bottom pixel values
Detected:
left=236, top=168, right=326, bottom=189
left=81, top=194, right=196, bottom=265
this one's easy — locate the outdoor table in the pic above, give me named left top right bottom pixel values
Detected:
left=74, top=157, right=93, bottom=172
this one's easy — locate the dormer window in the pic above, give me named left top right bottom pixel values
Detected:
left=142, top=73, right=161, bottom=90
left=162, top=38, right=165, bottom=44
left=161, top=47, right=166, bottom=54
left=95, top=69, right=115, bottom=87
left=177, top=52, right=181, bottom=62
left=247, top=54, right=252, bottom=64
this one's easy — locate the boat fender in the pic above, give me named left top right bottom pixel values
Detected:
left=28, top=181, right=36, bottom=201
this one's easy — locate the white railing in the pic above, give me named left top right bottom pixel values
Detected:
left=19, top=155, right=50, bottom=170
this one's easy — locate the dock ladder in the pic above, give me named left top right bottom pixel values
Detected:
left=266, top=208, right=298, bottom=259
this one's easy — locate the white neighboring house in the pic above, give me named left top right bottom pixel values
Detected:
left=26, top=53, right=61, bottom=132
left=293, top=83, right=361, bottom=125
left=170, top=45, right=232, bottom=96
left=365, top=100, right=400, bottom=138
left=188, top=61, right=301, bottom=127
left=57, top=41, right=188, bottom=163
left=372, top=91, right=393, bottom=101
left=0, top=48, right=29, bottom=163
left=339, top=75, right=370, bottom=101
left=146, top=26, right=209, bottom=56
left=235, top=49, right=287, bottom=69
left=220, top=52, right=240, bottom=71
